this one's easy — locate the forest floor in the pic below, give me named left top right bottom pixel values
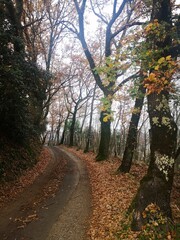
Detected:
left=0, top=145, right=179, bottom=240
left=68, top=147, right=180, bottom=240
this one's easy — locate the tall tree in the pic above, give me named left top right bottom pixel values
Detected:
left=131, top=0, right=178, bottom=232
left=117, top=79, right=146, bottom=173
left=67, top=79, right=92, bottom=147
left=84, top=84, right=97, bottom=153
left=22, top=0, right=72, bottom=139
left=70, top=0, right=142, bottom=160
left=0, top=0, right=46, bottom=142
left=60, top=112, right=70, bottom=145
left=0, top=0, right=48, bottom=179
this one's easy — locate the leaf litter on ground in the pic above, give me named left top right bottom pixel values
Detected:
left=66, top=147, right=180, bottom=240
left=0, top=147, right=52, bottom=208
left=0, top=145, right=179, bottom=239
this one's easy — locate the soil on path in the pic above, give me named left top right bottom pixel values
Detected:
left=0, top=146, right=91, bottom=240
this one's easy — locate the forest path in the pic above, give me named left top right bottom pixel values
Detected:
left=0, top=146, right=91, bottom=240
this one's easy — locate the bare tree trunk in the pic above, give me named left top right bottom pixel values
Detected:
left=56, top=119, right=61, bottom=145
left=84, top=84, right=97, bottom=153
left=110, top=129, right=117, bottom=157
left=96, top=108, right=111, bottom=161
left=41, top=132, right=48, bottom=145
left=117, top=83, right=146, bottom=173
left=69, top=105, right=78, bottom=147
left=60, top=113, right=70, bottom=145
left=48, top=124, right=55, bottom=146
left=77, top=101, right=88, bottom=149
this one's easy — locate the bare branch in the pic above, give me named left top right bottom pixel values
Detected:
left=111, top=21, right=144, bottom=40
left=90, top=0, right=108, bottom=24
left=114, top=71, right=140, bottom=94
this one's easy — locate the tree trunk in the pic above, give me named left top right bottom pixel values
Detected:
left=96, top=110, right=111, bottom=161
left=60, top=113, right=70, bottom=145
left=131, top=0, right=177, bottom=231
left=84, top=84, right=97, bottom=153
left=69, top=106, right=77, bottom=147
left=117, top=83, right=146, bottom=173
left=77, top=101, right=88, bottom=149
left=131, top=92, right=177, bottom=230
left=132, top=0, right=177, bottom=230
left=56, top=119, right=61, bottom=145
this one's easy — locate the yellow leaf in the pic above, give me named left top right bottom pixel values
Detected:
left=145, top=23, right=153, bottom=32
left=158, top=57, right=165, bottom=64
left=149, top=72, right=156, bottom=81
left=103, top=116, right=109, bottom=122
left=154, top=65, right=159, bottom=70
left=166, top=55, right=171, bottom=61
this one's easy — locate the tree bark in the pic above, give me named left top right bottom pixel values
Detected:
left=117, top=83, right=146, bottom=173
left=84, top=84, right=97, bottom=153
left=56, top=119, right=61, bottom=145
left=131, top=0, right=178, bottom=231
left=96, top=109, right=111, bottom=161
left=131, top=92, right=177, bottom=230
left=60, top=114, right=69, bottom=145
left=69, top=105, right=78, bottom=147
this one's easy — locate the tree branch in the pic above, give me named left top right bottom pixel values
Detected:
left=114, top=71, right=140, bottom=94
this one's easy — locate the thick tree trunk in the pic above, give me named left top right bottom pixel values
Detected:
left=131, top=92, right=177, bottom=230
left=117, top=83, right=145, bottom=173
left=131, top=0, right=178, bottom=231
left=96, top=110, right=111, bottom=161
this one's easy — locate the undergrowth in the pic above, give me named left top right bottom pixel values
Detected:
left=0, top=135, right=41, bottom=181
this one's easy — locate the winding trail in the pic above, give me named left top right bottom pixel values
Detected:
left=0, top=146, right=91, bottom=240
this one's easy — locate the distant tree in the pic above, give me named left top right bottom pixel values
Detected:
left=84, top=84, right=97, bottom=153
left=60, top=112, right=71, bottom=145
left=67, top=79, right=92, bottom=147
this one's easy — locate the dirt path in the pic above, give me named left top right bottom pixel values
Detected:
left=0, top=146, right=91, bottom=240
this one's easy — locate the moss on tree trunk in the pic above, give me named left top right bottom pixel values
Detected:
left=131, top=0, right=177, bottom=231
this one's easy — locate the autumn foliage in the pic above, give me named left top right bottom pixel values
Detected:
left=141, top=20, right=178, bottom=95
left=67, top=147, right=180, bottom=239
left=143, top=55, right=177, bottom=94
left=0, top=147, right=52, bottom=209
left=67, top=147, right=144, bottom=239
